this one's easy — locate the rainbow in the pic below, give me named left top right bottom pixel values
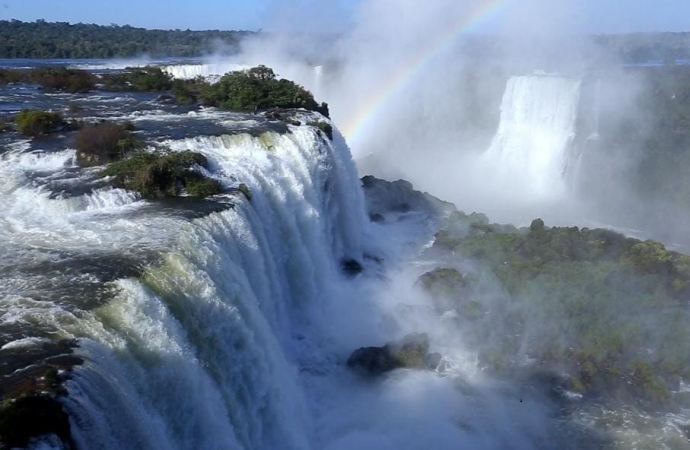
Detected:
left=342, top=0, right=512, bottom=143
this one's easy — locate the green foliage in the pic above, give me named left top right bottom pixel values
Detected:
left=308, top=121, right=334, bottom=140
left=15, top=109, right=64, bottom=136
left=99, top=150, right=222, bottom=199
left=171, top=81, right=196, bottom=104
left=74, top=122, right=142, bottom=166
left=0, top=20, right=254, bottom=58
left=0, top=67, right=96, bottom=93
left=418, top=268, right=467, bottom=298
left=237, top=183, right=252, bottom=201
left=184, top=173, right=224, bottom=197
left=200, top=65, right=329, bottom=115
left=101, top=66, right=173, bottom=92
left=426, top=214, right=690, bottom=409
left=622, top=240, right=675, bottom=274
left=170, top=77, right=209, bottom=105
left=30, top=67, right=96, bottom=93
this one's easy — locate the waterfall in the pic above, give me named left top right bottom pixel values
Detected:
left=161, top=63, right=251, bottom=81
left=481, top=75, right=582, bottom=201
left=589, top=78, right=602, bottom=140
left=1, top=122, right=368, bottom=449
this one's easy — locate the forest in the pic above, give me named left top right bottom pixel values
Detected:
left=0, top=20, right=255, bottom=58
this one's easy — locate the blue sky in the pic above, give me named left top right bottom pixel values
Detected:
left=0, top=0, right=688, bottom=33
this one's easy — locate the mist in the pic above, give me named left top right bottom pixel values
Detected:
left=217, top=1, right=690, bottom=448
left=228, top=0, right=690, bottom=250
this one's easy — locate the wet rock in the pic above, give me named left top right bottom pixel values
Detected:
left=369, top=213, right=385, bottom=223
left=0, top=394, right=73, bottom=449
left=0, top=339, right=81, bottom=449
left=347, top=332, right=437, bottom=376
left=237, top=183, right=252, bottom=201
left=341, top=258, right=363, bottom=276
left=156, top=94, right=174, bottom=103
left=361, top=175, right=456, bottom=218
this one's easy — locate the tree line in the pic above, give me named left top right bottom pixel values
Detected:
left=0, top=20, right=256, bottom=59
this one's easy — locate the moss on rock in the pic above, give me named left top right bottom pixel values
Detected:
left=75, top=121, right=142, bottom=166
left=99, top=150, right=222, bottom=199
left=308, top=121, right=333, bottom=140
left=15, top=109, right=65, bottom=136
left=347, top=333, right=436, bottom=377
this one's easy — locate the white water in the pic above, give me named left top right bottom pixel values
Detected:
left=161, top=63, right=251, bottom=81
left=0, top=114, right=576, bottom=449
left=161, top=62, right=324, bottom=96
left=0, top=121, right=368, bottom=449
left=480, top=75, right=581, bottom=202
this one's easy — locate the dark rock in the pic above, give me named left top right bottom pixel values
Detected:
left=530, top=218, right=545, bottom=232
left=264, top=107, right=283, bottom=120
left=361, top=175, right=378, bottom=188
left=237, top=183, right=252, bottom=201
left=0, top=395, right=73, bottom=449
left=156, top=94, right=174, bottom=103
left=361, top=175, right=456, bottom=217
left=369, top=213, right=385, bottom=223
left=341, top=258, right=363, bottom=276
left=391, top=202, right=411, bottom=213
left=0, top=339, right=81, bottom=449
left=347, top=347, right=399, bottom=375
left=347, top=332, right=434, bottom=377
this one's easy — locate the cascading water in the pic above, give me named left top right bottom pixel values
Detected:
left=161, top=63, right=250, bottom=81
left=0, top=120, right=369, bottom=449
left=589, top=78, right=602, bottom=140
left=481, top=75, right=582, bottom=201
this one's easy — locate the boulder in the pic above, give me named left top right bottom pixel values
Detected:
left=347, top=332, right=438, bottom=376
left=341, top=258, right=363, bottom=276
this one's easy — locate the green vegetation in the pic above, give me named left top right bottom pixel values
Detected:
left=15, top=109, right=65, bottom=136
left=237, top=183, right=252, bottom=201
left=99, top=150, right=223, bottom=199
left=200, top=65, right=329, bottom=115
left=347, top=333, right=435, bottom=377
left=74, top=121, right=141, bottom=166
left=0, top=67, right=96, bottom=93
left=424, top=212, right=690, bottom=409
left=308, top=121, right=334, bottom=140
left=0, top=20, right=254, bottom=58
left=171, top=77, right=208, bottom=105
left=31, top=67, right=96, bottom=93
left=100, top=66, right=173, bottom=92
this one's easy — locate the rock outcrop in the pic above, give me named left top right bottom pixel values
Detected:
left=347, top=332, right=441, bottom=376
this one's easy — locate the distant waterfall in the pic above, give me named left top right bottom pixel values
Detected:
left=161, top=63, right=250, bottom=80
left=481, top=75, right=582, bottom=200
